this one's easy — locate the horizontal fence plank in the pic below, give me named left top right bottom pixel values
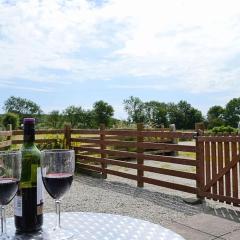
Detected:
left=12, top=140, right=23, bottom=145
left=76, top=163, right=102, bottom=172
left=104, top=130, right=138, bottom=136
left=71, top=129, right=100, bottom=134
left=71, top=138, right=101, bottom=144
left=145, top=128, right=170, bottom=131
left=74, top=147, right=196, bottom=166
left=142, top=177, right=197, bottom=194
left=36, top=130, right=65, bottom=134
left=76, top=155, right=138, bottom=169
left=0, top=140, right=12, bottom=148
left=71, top=138, right=174, bottom=148
left=200, top=191, right=240, bottom=205
left=72, top=139, right=195, bottom=152
left=0, top=131, right=12, bottom=137
left=142, top=165, right=196, bottom=180
left=140, top=131, right=196, bottom=139
left=103, top=130, right=196, bottom=139
left=12, top=130, right=23, bottom=136
left=12, top=139, right=58, bottom=144
left=75, top=147, right=137, bottom=158
left=105, top=169, right=138, bottom=181
left=76, top=155, right=196, bottom=179
left=143, top=154, right=196, bottom=166
left=76, top=154, right=102, bottom=161
left=138, top=142, right=196, bottom=152
left=198, top=135, right=240, bottom=142
left=13, top=130, right=64, bottom=135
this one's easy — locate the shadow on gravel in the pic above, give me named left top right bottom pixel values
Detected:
left=75, top=175, right=240, bottom=223
left=75, top=175, right=201, bottom=215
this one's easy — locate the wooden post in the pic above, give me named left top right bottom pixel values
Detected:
left=64, top=124, right=71, bottom=149
left=195, top=127, right=204, bottom=201
left=195, top=122, right=205, bottom=133
left=7, top=124, right=12, bottom=149
left=169, top=124, right=178, bottom=156
left=100, top=124, right=107, bottom=179
left=137, top=123, right=144, bottom=187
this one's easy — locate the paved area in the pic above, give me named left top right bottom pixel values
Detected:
left=167, top=213, right=240, bottom=239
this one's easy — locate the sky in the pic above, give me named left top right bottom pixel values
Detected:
left=0, top=0, right=240, bottom=119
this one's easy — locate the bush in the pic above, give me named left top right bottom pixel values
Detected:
left=2, top=112, right=19, bottom=130
left=210, top=125, right=237, bottom=134
left=36, top=135, right=64, bottom=150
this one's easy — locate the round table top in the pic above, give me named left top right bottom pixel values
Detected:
left=8, top=212, right=185, bottom=240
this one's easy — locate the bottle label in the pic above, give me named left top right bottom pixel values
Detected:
left=37, top=167, right=44, bottom=205
left=14, top=195, right=22, bottom=217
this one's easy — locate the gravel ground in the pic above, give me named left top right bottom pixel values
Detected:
left=5, top=173, right=239, bottom=228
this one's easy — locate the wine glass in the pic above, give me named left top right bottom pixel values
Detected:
left=0, top=151, right=21, bottom=240
left=41, top=149, right=75, bottom=240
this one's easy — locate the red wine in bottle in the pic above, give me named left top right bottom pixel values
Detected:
left=14, top=118, right=43, bottom=232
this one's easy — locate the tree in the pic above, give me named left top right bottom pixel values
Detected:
left=144, top=101, right=168, bottom=127
left=224, top=98, right=240, bottom=127
left=168, top=100, right=204, bottom=129
left=3, top=96, right=42, bottom=121
left=207, top=105, right=225, bottom=128
left=123, top=96, right=145, bottom=123
left=92, top=100, right=114, bottom=127
left=46, top=110, right=63, bottom=129
left=2, top=112, right=19, bottom=130
left=62, top=106, right=86, bottom=128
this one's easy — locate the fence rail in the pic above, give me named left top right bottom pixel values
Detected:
left=1, top=124, right=239, bottom=206
left=72, top=123, right=197, bottom=193
left=0, top=129, right=12, bottom=149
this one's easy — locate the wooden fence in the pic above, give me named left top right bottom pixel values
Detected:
left=0, top=130, right=12, bottom=149
left=197, top=135, right=240, bottom=205
left=71, top=124, right=198, bottom=194
left=1, top=125, right=240, bottom=206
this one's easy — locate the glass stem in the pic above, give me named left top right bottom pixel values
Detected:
left=0, top=205, right=6, bottom=236
left=55, top=200, right=61, bottom=229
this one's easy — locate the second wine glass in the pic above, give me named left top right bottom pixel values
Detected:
left=41, top=149, right=75, bottom=240
left=0, top=151, right=21, bottom=240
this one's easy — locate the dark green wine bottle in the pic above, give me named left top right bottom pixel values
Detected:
left=14, top=118, right=43, bottom=232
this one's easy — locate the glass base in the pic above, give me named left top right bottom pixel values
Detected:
left=43, top=228, right=73, bottom=240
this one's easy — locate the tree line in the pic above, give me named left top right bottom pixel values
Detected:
left=1, top=96, right=240, bottom=130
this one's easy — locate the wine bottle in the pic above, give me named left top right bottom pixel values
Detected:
left=14, top=118, right=43, bottom=232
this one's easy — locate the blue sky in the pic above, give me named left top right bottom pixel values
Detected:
left=0, top=0, right=240, bottom=119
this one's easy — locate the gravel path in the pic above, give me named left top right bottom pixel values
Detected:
left=5, top=174, right=202, bottom=226
left=5, top=174, right=239, bottom=228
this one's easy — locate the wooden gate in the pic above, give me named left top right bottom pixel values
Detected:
left=197, top=135, right=240, bottom=205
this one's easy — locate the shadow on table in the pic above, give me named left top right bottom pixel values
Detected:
left=75, top=175, right=240, bottom=223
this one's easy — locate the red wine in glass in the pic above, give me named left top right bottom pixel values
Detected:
left=42, top=173, right=73, bottom=200
left=0, top=151, right=21, bottom=240
left=0, top=178, right=19, bottom=205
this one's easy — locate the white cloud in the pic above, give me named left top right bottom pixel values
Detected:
left=0, top=0, right=240, bottom=93
left=108, top=84, right=168, bottom=90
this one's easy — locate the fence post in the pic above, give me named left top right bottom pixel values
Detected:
left=7, top=124, right=12, bottom=149
left=195, top=125, right=204, bottom=202
left=169, top=124, right=178, bottom=156
left=195, top=122, right=205, bottom=133
left=64, top=124, right=71, bottom=149
left=137, top=123, right=144, bottom=187
left=100, top=124, right=107, bottom=179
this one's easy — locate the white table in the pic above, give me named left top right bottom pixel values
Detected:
left=8, top=212, right=185, bottom=240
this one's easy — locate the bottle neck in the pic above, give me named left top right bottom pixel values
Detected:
left=23, top=123, right=35, bottom=144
